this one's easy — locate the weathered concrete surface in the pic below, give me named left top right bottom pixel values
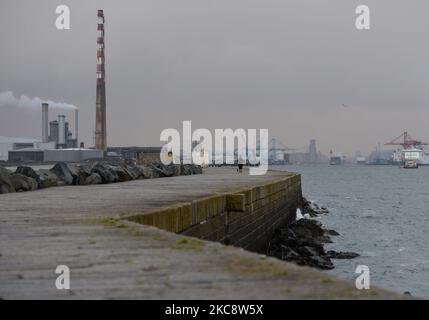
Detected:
left=0, top=168, right=404, bottom=299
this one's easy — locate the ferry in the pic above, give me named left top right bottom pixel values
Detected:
left=385, top=132, right=429, bottom=167
left=391, top=148, right=429, bottom=166
left=329, top=151, right=345, bottom=165
left=356, top=157, right=367, bottom=165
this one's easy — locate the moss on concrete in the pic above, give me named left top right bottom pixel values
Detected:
left=170, top=236, right=204, bottom=251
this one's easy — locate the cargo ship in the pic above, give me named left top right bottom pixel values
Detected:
left=386, top=132, right=429, bottom=167
left=391, top=148, right=429, bottom=166
left=356, top=157, right=367, bottom=165
left=329, top=150, right=345, bottom=165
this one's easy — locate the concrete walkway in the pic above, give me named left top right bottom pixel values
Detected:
left=0, top=168, right=404, bottom=299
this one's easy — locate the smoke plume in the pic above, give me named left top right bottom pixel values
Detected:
left=0, top=91, right=77, bottom=110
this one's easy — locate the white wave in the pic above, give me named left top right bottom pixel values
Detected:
left=296, top=208, right=304, bottom=220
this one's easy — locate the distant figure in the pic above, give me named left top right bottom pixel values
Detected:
left=237, top=156, right=244, bottom=173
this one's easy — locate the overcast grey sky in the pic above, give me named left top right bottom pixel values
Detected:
left=0, top=0, right=428, bottom=155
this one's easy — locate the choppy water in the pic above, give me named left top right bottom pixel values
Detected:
left=273, top=164, right=429, bottom=298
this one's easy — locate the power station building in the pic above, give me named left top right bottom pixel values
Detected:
left=49, top=117, right=78, bottom=149
left=8, top=148, right=103, bottom=163
left=0, top=136, right=39, bottom=162
left=4, top=102, right=102, bottom=163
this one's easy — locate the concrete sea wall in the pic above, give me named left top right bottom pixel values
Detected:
left=126, top=173, right=302, bottom=252
left=1, top=168, right=405, bottom=299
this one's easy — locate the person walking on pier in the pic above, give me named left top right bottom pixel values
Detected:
left=237, top=156, right=244, bottom=173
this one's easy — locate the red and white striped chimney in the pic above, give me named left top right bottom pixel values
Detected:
left=96, top=10, right=105, bottom=86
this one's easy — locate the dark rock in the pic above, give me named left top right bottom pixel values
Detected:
left=78, top=163, right=93, bottom=176
left=268, top=200, right=357, bottom=270
left=139, top=165, right=159, bottom=179
left=37, top=169, right=59, bottom=188
left=50, top=162, right=75, bottom=185
left=91, top=163, right=118, bottom=184
left=111, top=165, right=134, bottom=182
left=2, top=160, right=202, bottom=194
left=268, top=219, right=335, bottom=270
left=301, top=197, right=328, bottom=215
left=314, top=208, right=329, bottom=214
left=403, top=291, right=412, bottom=296
left=303, top=254, right=334, bottom=270
left=326, top=229, right=340, bottom=236
left=15, top=166, right=40, bottom=184
left=291, top=219, right=325, bottom=238
left=181, top=164, right=203, bottom=175
left=0, top=166, right=15, bottom=194
left=151, top=163, right=167, bottom=177
left=280, top=245, right=300, bottom=260
left=137, top=163, right=202, bottom=179
left=49, top=163, right=93, bottom=186
left=83, top=173, right=102, bottom=185
left=72, top=164, right=92, bottom=185
left=10, top=173, right=38, bottom=192
left=167, top=164, right=181, bottom=176
left=315, top=235, right=333, bottom=243
left=326, top=250, right=359, bottom=259
left=63, top=164, right=82, bottom=185
left=298, top=245, right=320, bottom=257
left=126, top=165, right=143, bottom=180
left=193, top=165, right=203, bottom=174
left=150, top=163, right=176, bottom=177
left=181, top=164, right=193, bottom=175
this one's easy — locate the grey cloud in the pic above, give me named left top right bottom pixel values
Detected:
left=0, top=0, right=428, bottom=155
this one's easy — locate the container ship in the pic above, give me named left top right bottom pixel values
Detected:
left=391, top=148, right=429, bottom=166
left=385, top=132, right=429, bottom=167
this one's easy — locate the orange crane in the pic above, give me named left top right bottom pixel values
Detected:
left=385, top=131, right=428, bottom=149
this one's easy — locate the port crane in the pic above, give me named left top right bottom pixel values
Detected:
left=384, top=131, right=428, bottom=149
left=269, top=138, right=294, bottom=154
left=268, top=138, right=294, bottom=164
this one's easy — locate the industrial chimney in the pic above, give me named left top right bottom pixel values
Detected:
left=75, top=109, right=79, bottom=147
left=95, top=9, right=107, bottom=151
left=41, top=103, right=49, bottom=143
left=58, top=115, right=66, bottom=148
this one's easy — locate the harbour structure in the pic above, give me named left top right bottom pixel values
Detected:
left=385, top=131, right=429, bottom=166
left=282, top=140, right=328, bottom=164
left=356, top=157, right=366, bottom=165
left=94, top=9, right=107, bottom=151
left=354, top=151, right=366, bottom=164
left=268, top=138, right=291, bottom=165
left=106, top=146, right=162, bottom=165
left=329, top=150, right=345, bottom=165
left=308, top=139, right=318, bottom=163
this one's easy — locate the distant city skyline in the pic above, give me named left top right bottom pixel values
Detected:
left=1, top=0, right=429, bottom=155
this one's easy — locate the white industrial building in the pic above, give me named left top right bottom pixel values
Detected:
left=8, top=148, right=103, bottom=162
left=0, top=136, right=39, bottom=161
